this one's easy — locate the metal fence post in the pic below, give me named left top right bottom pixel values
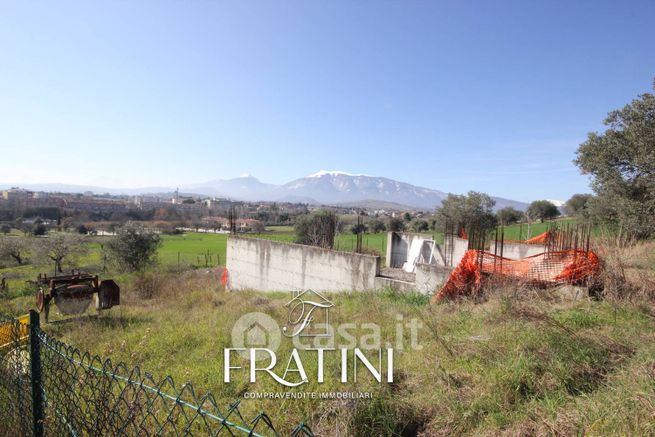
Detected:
left=29, top=310, right=44, bottom=437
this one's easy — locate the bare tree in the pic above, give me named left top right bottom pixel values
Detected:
left=295, top=210, right=338, bottom=249
left=36, top=233, right=88, bottom=273
left=0, top=236, right=27, bottom=265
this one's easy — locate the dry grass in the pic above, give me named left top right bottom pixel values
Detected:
left=593, top=238, right=655, bottom=301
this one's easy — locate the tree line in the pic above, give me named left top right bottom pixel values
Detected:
left=0, top=223, right=161, bottom=276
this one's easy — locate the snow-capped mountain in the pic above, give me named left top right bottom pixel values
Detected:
left=183, top=170, right=527, bottom=210
left=278, top=171, right=449, bottom=209
left=306, top=170, right=372, bottom=178
left=3, top=170, right=530, bottom=210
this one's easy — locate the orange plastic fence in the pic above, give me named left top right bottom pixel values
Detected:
left=431, top=249, right=599, bottom=302
left=522, top=231, right=551, bottom=244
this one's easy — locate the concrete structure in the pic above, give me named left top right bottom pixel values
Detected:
left=376, top=231, right=554, bottom=295
left=489, top=241, right=547, bottom=260
left=415, top=263, right=452, bottom=293
left=386, top=232, right=470, bottom=268
left=226, top=236, right=453, bottom=295
left=227, top=236, right=380, bottom=292
left=386, top=230, right=549, bottom=266
left=386, top=232, right=446, bottom=268
left=373, top=276, right=417, bottom=293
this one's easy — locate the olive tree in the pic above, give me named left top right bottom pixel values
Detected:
left=575, top=80, right=655, bottom=239
left=411, top=219, right=429, bottom=232
left=435, top=191, right=497, bottom=232
left=106, top=222, right=161, bottom=272
left=0, top=236, right=27, bottom=265
left=388, top=218, right=405, bottom=232
left=369, top=219, right=386, bottom=233
left=564, top=194, right=594, bottom=218
left=37, top=233, right=88, bottom=273
left=496, top=206, right=523, bottom=225
left=526, top=200, right=560, bottom=223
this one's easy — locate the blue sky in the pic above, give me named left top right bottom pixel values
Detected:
left=0, top=0, right=653, bottom=202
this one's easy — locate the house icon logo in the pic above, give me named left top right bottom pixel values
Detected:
left=283, top=289, right=334, bottom=337
left=245, top=321, right=270, bottom=347
left=231, top=312, right=281, bottom=361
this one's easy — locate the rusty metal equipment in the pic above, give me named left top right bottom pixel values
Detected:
left=32, top=270, right=120, bottom=322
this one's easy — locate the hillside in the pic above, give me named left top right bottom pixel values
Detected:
left=2, top=171, right=530, bottom=211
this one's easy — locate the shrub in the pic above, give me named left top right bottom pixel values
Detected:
left=32, top=223, right=47, bottom=236
left=106, top=222, right=161, bottom=272
left=388, top=218, right=405, bottom=232
left=294, top=210, right=338, bottom=249
left=131, top=272, right=164, bottom=299
left=370, top=219, right=387, bottom=233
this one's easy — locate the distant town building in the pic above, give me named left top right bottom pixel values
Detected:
left=202, top=216, right=262, bottom=232
left=2, top=187, right=32, bottom=200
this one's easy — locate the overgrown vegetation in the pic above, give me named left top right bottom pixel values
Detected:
left=1, top=271, right=650, bottom=436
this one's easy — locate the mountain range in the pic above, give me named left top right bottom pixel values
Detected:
left=2, top=170, right=529, bottom=211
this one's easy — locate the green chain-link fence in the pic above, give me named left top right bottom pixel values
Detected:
left=0, top=312, right=314, bottom=436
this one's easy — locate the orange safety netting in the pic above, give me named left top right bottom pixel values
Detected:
left=431, top=249, right=600, bottom=303
left=522, top=231, right=551, bottom=244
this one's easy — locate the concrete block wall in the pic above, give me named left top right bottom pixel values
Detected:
left=386, top=231, right=411, bottom=268
left=415, top=263, right=452, bottom=294
left=373, top=276, right=417, bottom=293
left=490, top=241, right=547, bottom=260
left=226, top=236, right=380, bottom=292
left=374, top=263, right=451, bottom=294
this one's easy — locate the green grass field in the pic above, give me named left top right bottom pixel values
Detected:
left=159, top=232, right=228, bottom=267
left=498, top=217, right=577, bottom=240
left=157, top=230, right=390, bottom=268
left=265, top=225, right=294, bottom=232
